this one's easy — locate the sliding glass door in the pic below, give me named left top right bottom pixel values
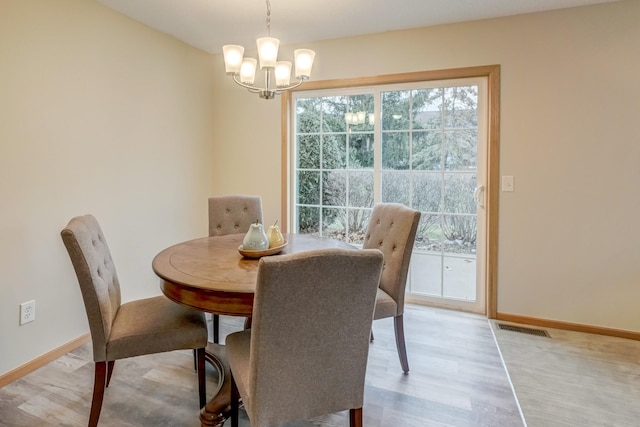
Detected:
left=291, top=77, right=487, bottom=313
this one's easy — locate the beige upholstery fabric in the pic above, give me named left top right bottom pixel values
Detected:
left=208, top=194, right=263, bottom=237
left=207, top=194, right=263, bottom=344
left=363, top=203, right=420, bottom=319
left=373, top=287, right=397, bottom=319
left=107, top=296, right=207, bottom=361
left=60, top=214, right=208, bottom=361
left=226, top=248, right=384, bottom=427
left=363, top=203, right=420, bottom=373
left=61, top=214, right=208, bottom=426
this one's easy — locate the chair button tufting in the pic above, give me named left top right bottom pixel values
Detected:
left=225, top=209, right=230, bottom=214
left=234, top=225, right=239, bottom=229
left=243, top=208, right=248, bottom=212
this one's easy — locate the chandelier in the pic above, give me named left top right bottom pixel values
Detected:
left=345, top=111, right=375, bottom=126
left=222, top=0, right=316, bottom=100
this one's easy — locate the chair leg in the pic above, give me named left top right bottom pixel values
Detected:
left=230, top=372, right=240, bottom=427
left=394, top=315, right=409, bottom=374
left=243, top=316, right=252, bottom=329
left=349, top=407, right=363, bottom=427
left=89, top=361, right=108, bottom=427
left=213, top=314, right=220, bottom=343
left=105, top=360, right=115, bottom=387
left=197, top=347, right=206, bottom=408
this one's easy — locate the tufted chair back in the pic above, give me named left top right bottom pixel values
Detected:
left=363, top=203, right=420, bottom=373
left=61, top=214, right=121, bottom=362
left=363, top=203, right=420, bottom=317
left=208, top=195, right=263, bottom=236
left=226, top=248, right=384, bottom=427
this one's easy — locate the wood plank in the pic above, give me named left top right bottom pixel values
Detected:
left=0, top=306, right=523, bottom=426
left=0, top=333, right=89, bottom=388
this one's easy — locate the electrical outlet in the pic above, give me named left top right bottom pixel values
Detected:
left=20, top=300, right=36, bottom=325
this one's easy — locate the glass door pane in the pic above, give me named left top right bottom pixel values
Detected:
left=294, top=93, right=375, bottom=245
left=293, top=78, right=487, bottom=313
left=380, top=84, right=483, bottom=309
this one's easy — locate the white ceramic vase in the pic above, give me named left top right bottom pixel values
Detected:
left=242, top=223, right=269, bottom=250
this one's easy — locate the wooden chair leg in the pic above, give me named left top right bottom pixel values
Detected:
left=105, top=360, right=115, bottom=387
left=349, top=407, right=363, bottom=427
left=230, top=372, right=240, bottom=427
left=197, top=347, right=206, bottom=408
left=89, top=361, right=108, bottom=427
left=213, top=314, right=220, bottom=343
left=243, top=316, right=252, bottom=329
left=394, top=315, right=409, bottom=374
left=370, top=330, right=374, bottom=342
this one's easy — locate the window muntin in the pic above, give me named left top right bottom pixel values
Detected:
left=292, top=81, right=482, bottom=302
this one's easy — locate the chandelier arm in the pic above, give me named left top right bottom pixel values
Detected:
left=274, top=79, right=305, bottom=94
left=231, top=75, right=263, bottom=93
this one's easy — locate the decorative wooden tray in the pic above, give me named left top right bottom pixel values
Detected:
left=238, top=241, right=288, bottom=259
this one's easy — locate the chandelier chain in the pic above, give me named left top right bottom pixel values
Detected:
left=266, top=0, right=271, bottom=36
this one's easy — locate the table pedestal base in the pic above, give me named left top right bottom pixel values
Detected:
left=200, top=344, right=232, bottom=427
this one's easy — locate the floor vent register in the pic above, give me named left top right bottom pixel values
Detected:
left=497, top=323, right=551, bottom=337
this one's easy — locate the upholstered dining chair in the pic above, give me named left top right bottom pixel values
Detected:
left=61, top=214, right=208, bottom=427
left=363, top=203, right=421, bottom=374
left=208, top=194, right=263, bottom=343
left=208, top=194, right=263, bottom=237
left=226, top=248, right=384, bottom=427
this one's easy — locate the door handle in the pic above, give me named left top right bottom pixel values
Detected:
left=474, top=185, right=485, bottom=208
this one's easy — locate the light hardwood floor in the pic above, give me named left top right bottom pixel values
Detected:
left=490, top=320, right=640, bottom=427
left=0, top=305, right=527, bottom=426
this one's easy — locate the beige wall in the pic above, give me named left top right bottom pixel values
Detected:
left=0, top=0, right=215, bottom=375
left=2, top=0, right=638, bottom=379
left=212, top=1, right=640, bottom=331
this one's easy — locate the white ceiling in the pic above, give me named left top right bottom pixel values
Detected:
left=96, top=0, right=620, bottom=54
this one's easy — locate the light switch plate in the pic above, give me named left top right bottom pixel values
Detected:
left=502, top=176, right=514, bottom=192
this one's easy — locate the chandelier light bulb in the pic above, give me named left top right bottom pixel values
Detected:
left=345, top=112, right=354, bottom=125
left=275, top=61, right=292, bottom=87
left=222, top=45, right=244, bottom=74
left=257, top=37, right=279, bottom=69
left=240, top=58, right=258, bottom=84
left=294, top=49, right=315, bottom=80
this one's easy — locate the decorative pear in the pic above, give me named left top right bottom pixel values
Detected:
left=242, top=220, right=269, bottom=250
left=266, top=221, right=285, bottom=248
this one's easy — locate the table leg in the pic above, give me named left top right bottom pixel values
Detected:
left=200, top=344, right=232, bottom=427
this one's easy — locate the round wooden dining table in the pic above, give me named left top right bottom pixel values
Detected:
left=152, top=232, right=355, bottom=427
